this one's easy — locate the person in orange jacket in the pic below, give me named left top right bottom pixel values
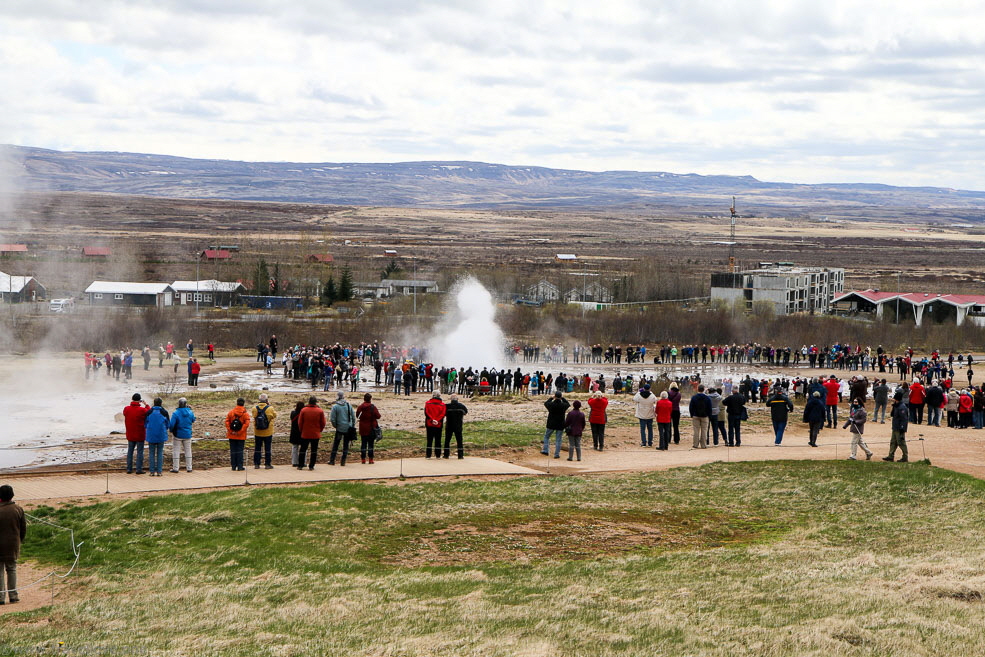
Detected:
left=225, top=398, right=251, bottom=471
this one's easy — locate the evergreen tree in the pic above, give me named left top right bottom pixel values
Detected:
left=253, top=259, right=270, bottom=297
left=322, top=276, right=337, bottom=306
left=272, top=263, right=281, bottom=295
left=338, top=266, right=354, bottom=301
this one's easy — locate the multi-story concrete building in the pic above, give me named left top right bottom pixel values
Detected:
left=711, top=263, right=845, bottom=315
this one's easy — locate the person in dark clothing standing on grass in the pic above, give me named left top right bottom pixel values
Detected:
left=883, top=390, right=909, bottom=462
left=0, top=485, right=26, bottom=605
left=443, top=394, right=469, bottom=459
left=542, top=391, right=570, bottom=458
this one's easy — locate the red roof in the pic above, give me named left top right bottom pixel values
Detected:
left=306, top=254, right=334, bottom=263
left=201, top=249, right=231, bottom=260
left=835, top=289, right=985, bottom=307
left=0, top=244, right=27, bottom=253
left=82, top=246, right=111, bottom=256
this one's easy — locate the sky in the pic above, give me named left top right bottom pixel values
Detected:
left=1, top=0, right=984, bottom=189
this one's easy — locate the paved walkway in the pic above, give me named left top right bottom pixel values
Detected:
left=9, top=457, right=543, bottom=501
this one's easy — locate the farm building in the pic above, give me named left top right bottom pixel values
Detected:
left=84, top=281, right=176, bottom=308
left=833, top=290, right=985, bottom=327
left=555, top=253, right=577, bottom=262
left=353, top=282, right=391, bottom=299
left=711, top=264, right=845, bottom=315
left=381, top=279, right=439, bottom=296
left=171, top=280, right=246, bottom=307
left=306, top=254, right=334, bottom=264
left=200, top=249, right=231, bottom=262
left=527, top=280, right=561, bottom=302
left=81, top=246, right=111, bottom=258
left=0, top=271, right=46, bottom=302
left=564, top=281, right=612, bottom=303
left=0, top=244, right=27, bottom=256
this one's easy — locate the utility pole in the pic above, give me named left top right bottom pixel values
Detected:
left=413, top=256, right=417, bottom=316
left=896, top=271, right=901, bottom=324
left=728, top=196, right=737, bottom=273
left=196, top=251, right=200, bottom=313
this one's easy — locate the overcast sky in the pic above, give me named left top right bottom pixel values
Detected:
left=2, top=1, right=984, bottom=189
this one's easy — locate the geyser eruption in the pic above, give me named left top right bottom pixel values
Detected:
left=427, top=277, right=505, bottom=368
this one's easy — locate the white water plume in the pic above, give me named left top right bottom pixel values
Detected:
left=427, top=277, right=505, bottom=369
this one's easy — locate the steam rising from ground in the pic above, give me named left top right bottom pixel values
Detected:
left=426, top=277, right=505, bottom=369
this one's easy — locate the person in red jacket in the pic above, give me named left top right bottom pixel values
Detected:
left=909, top=378, right=926, bottom=424
left=189, top=358, right=201, bottom=387
left=656, top=391, right=673, bottom=450
left=959, top=389, right=974, bottom=428
left=586, top=391, right=608, bottom=450
left=356, top=393, right=382, bottom=464
left=123, top=393, right=151, bottom=474
left=296, top=396, right=326, bottom=470
left=424, top=392, right=447, bottom=458
left=823, top=376, right=841, bottom=428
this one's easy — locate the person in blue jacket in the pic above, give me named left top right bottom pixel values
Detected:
left=169, top=397, right=196, bottom=473
left=144, top=398, right=170, bottom=476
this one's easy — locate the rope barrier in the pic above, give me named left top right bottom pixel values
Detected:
left=0, top=513, right=84, bottom=597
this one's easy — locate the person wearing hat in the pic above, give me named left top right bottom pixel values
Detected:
left=542, top=391, right=570, bottom=458
left=883, top=390, right=909, bottom=462
left=844, top=398, right=873, bottom=460
left=122, top=393, right=151, bottom=474
left=252, top=393, right=277, bottom=469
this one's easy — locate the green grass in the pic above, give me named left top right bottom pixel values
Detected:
left=8, top=461, right=985, bottom=656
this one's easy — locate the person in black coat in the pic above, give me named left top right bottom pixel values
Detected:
left=542, top=391, right=570, bottom=458
left=722, top=391, right=746, bottom=446
left=883, top=391, right=909, bottom=462
left=443, top=395, right=468, bottom=459
left=802, top=391, right=826, bottom=447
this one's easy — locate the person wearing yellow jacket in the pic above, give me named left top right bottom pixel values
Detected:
left=225, top=398, right=251, bottom=471
left=251, top=394, right=277, bottom=469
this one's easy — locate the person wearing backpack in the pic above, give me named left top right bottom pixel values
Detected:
left=252, top=394, right=278, bottom=469
left=328, top=391, right=357, bottom=466
left=225, top=398, right=251, bottom=471
left=144, top=398, right=170, bottom=477
left=424, top=392, right=446, bottom=459
left=169, top=397, right=196, bottom=473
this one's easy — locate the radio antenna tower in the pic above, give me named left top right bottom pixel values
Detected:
left=728, top=196, right=737, bottom=273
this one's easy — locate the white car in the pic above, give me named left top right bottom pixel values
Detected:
left=49, top=298, right=75, bottom=312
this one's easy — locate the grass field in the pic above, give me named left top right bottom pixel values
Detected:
left=7, top=461, right=985, bottom=656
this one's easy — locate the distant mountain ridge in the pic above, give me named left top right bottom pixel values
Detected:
left=4, top=145, right=985, bottom=220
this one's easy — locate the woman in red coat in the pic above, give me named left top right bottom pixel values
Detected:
left=656, top=391, right=674, bottom=450
left=356, top=393, right=382, bottom=463
left=959, top=389, right=974, bottom=428
left=586, top=391, right=608, bottom=451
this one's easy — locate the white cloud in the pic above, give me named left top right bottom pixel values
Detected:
left=0, top=0, right=984, bottom=189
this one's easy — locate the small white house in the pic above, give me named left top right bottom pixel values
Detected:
left=85, top=281, right=175, bottom=308
left=171, top=280, right=246, bottom=307
left=527, top=280, right=560, bottom=302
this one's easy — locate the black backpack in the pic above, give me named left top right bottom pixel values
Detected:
left=255, top=405, right=270, bottom=431
left=230, top=416, right=243, bottom=432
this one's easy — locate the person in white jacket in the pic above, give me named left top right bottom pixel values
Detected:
left=633, top=384, right=658, bottom=447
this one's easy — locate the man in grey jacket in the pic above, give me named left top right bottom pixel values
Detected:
left=328, top=391, right=357, bottom=466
